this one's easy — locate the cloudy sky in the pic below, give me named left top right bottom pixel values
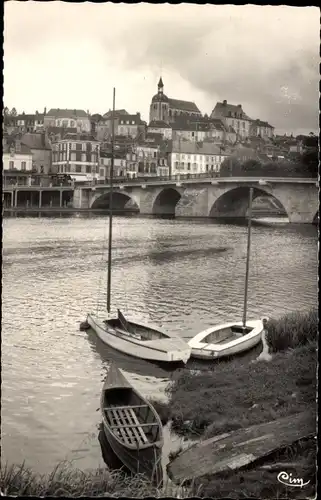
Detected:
left=4, top=2, right=319, bottom=135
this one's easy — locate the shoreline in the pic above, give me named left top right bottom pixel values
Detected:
left=1, top=310, right=317, bottom=498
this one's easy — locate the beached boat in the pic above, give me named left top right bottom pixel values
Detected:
left=100, top=364, right=164, bottom=485
left=188, top=187, right=264, bottom=359
left=87, top=310, right=191, bottom=364
left=188, top=319, right=263, bottom=359
left=82, top=88, right=191, bottom=365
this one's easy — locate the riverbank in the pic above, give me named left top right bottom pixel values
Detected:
left=164, top=309, right=317, bottom=497
left=0, top=462, right=192, bottom=497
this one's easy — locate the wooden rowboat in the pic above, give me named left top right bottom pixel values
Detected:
left=188, top=319, right=263, bottom=359
left=100, top=364, right=164, bottom=486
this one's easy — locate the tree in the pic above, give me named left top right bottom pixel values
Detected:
left=242, top=159, right=262, bottom=174
left=220, top=157, right=242, bottom=177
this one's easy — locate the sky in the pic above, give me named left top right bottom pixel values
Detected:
left=4, top=2, right=320, bottom=136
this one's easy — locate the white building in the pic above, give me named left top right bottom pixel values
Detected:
left=170, top=139, right=230, bottom=175
left=44, top=109, right=91, bottom=133
left=2, top=137, right=33, bottom=171
left=51, top=134, right=101, bottom=181
left=210, top=100, right=252, bottom=139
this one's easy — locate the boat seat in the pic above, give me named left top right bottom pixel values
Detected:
left=106, top=405, right=150, bottom=445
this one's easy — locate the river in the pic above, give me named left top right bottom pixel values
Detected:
left=1, top=215, right=318, bottom=475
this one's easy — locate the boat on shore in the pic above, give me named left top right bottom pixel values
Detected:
left=100, top=364, right=164, bottom=485
left=188, top=187, right=264, bottom=360
left=87, top=310, right=191, bottom=364
left=82, top=87, right=191, bottom=365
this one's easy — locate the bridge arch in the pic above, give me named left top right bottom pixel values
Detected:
left=90, top=190, right=140, bottom=211
left=152, top=187, right=182, bottom=216
left=209, top=186, right=288, bottom=219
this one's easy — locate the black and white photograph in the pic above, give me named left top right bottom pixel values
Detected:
left=1, top=2, right=318, bottom=498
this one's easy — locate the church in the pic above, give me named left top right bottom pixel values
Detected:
left=149, top=78, right=202, bottom=124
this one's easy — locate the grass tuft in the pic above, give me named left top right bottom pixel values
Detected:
left=266, top=309, right=318, bottom=353
left=0, top=462, right=195, bottom=498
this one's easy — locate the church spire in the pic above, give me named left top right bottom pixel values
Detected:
left=158, top=77, right=164, bottom=93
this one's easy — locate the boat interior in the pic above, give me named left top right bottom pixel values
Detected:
left=203, top=325, right=254, bottom=345
left=103, top=388, right=161, bottom=446
left=105, top=318, right=168, bottom=342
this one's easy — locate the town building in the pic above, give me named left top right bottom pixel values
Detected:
left=149, top=78, right=202, bottom=124
left=44, top=109, right=91, bottom=133
left=170, top=139, right=230, bottom=176
left=210, top=100, right=252, bottom=139
left=51, top=133, right=100, bottom=181
left=96, top=110, right=146, bottom=141
left=249, top=119, right=275, bottom=139
left=2, top=136, right=33, bottom=180
left=20, top=132, right=52, bottom=174
left=16, top=111, right=45, bottom=132
left=147, top=120, right=172, bottom=140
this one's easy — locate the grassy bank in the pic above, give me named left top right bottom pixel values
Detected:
left=164, top=309, right=317, bottom=497
left=0, top=462, right=193, bottom=498
left=166, top=309, right=317, bottom=438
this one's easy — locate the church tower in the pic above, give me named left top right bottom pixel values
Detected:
left=149, top=77, right=169, bottom=124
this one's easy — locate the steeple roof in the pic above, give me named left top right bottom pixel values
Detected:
left=158, top=77, right=164, bottom=88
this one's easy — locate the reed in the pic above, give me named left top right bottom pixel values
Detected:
left=266, top=309, right=318, bottom=352
left=0, top=461, right=194, bottom=498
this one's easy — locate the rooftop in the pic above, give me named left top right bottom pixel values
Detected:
left=212, top=101, right=251, bottom=120
left=168, top=98, right=201, bottom=113
left=103, top=109, right=129, bottom=119
left=21, top=132, right=51, bottom=151
left=3, top=136, right=32, bottom=155
left=172, top=139, right=229, bottom=156
left=251, top=119, right=274, bottom=129
left=148, top=120, right=172, bottom=129
left=46, top=108, right=89, bottom=118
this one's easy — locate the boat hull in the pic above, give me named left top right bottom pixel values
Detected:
left=102, top=421, right=163, bottom=485
left=188, top=320, right=263, bottom=359
left=87, top=313, right=191, bottom=364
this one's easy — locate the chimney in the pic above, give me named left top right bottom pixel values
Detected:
left=237, top=104, right=242, bottom=108
left=223, top=100, right=227, bottom=105
left=44, top=107, right=47, bottom=115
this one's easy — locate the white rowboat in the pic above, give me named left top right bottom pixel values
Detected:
left=188, top=319, right=263, bottom=359
left=87, top=313, right=191, bottom=364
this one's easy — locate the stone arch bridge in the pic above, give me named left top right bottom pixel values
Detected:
left=73, top=177, right=319, bottom=224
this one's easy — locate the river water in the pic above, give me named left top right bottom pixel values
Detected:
left=1, top=215, right=318, bottom=475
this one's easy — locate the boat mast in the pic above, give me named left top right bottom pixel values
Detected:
left=242, top=187, right=253, bottom=328
left=106, top=87, right=116, bottom=314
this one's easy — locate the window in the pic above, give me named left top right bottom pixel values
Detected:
left=99, top=168, right=105, bottom=177
left=242, top=122, right=245, bottom=128
left=70, top=153, right=76, bottom=162
left=71, top=143, right=76, bottom=150
left=75, top=165, right=82, bottom=173
left=86, top=165, right=91, bottom=173
left=76, top=143, right=82, bottom=151
left=194, top=155, right=197, bottom=160
left=132, top=121, right=135, bottom=125
left=182, top=154, right=185, bottom=159
left=91, top=154, right=96, bottom=162
left=81, top=154, right=86, bottom=162
left=21, top=161, right=26, bottom=170
left=57, top=120, right=61, bottom=126
left=126, top=121, right=129, bottom=124
left=187, top=162, right=191, bottom=170
left=9, top=161, right=14, bottom=169
left=70, top=120, right=75, bottom=127
left=82, top=143, right=86, bottom=151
